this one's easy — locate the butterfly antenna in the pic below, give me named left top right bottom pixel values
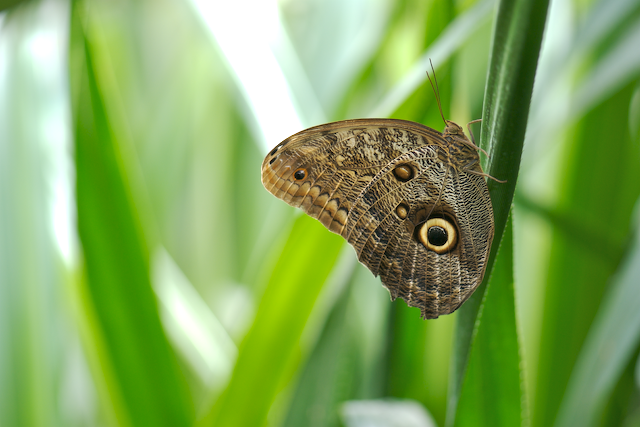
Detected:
left=427, top=59, right=447, bottom=126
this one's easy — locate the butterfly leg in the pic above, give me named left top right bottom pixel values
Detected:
left=465, top=168, right=507, bottom=183
left=466, top=119, right=491, bottom=159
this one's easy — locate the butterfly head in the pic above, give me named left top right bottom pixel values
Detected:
left=442, top=120, right=465, bottom=138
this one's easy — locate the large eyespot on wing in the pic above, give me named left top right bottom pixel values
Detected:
left=409, top=166, right=493, bottom=318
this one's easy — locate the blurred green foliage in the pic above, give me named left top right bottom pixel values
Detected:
left=1, top=0, right=639, bottom=426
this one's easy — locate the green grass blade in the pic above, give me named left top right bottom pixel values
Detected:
left=70, top=3, right=193, bottom=426
left=554, top=202, right=640, bottom=427
left=447, top=0, right=550, bottom=425
left=280, top=275, right=359, bottom=427
left=481, top=0, right=550, bottom=239
left=453, top=216, right=522, bottom=426
left=202, top=215, right=344, bottom=427
left=280, top=262, right=391, bottom=427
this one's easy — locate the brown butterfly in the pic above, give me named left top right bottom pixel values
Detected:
left=261, top=71, right=495, bottom=319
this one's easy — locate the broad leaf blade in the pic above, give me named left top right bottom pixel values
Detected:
left=70, top=3, right=193, bottom=426
left=202, top=215, right=344, bottom=427
left=448, top=0, right=550, bottom=425
left=454, top=216, right=522, bottom=426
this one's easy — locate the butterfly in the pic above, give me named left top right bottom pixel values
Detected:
left=261, top=70, right=496, bottom=319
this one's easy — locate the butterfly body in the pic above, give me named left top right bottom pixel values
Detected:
left=262, top=119, right=494, bottom=319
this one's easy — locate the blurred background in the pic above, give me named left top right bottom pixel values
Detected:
left=1, top=0, right=640, bottom=426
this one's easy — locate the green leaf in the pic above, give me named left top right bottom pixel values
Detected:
left=554, top=201, right=640, bottom=427
left=453, top=216, right=522, bottom=426
left=531, top=81, right=640, bottom=427
left=70, top=3, right=193, bottom=426
left=202, top=215, right=344, bottom=427
left=447, top=0, right=550, bottom=425
left=280, top=262, right=391, bottom=427
left=280, top=276, right=359, bottom=427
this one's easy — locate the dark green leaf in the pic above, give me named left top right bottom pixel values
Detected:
left=453, top=216, right=522, bottom=426
left=448, top=0, right=550, bottom=425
